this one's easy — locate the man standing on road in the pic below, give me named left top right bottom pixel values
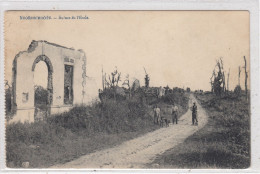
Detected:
left=153, top=105, right=161, bottom=125
left=172, top=103, right=179, bottom=124
left=192, top=102, right=198, bottom=125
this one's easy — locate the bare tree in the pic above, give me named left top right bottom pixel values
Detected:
left=219, top=58, right=226, bottom=92
left=238, top=66, right=241, bottom=86
left=211, top=58, right=226, bottom=96
left=102, top=65, right=105, bottom=90
left=103, top=67, right=122, bottom=100
left=210, top=70, right=216, bottom=93
left=105, top=67, right=121, bottom=88
left=227, top=68, right=230, bottom=91
left=104, top=73, right=109, bottom=89
left=243, top=56, right=248, bottom=100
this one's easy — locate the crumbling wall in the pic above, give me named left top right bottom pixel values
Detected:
left=10, top=40, right=99, bottom=123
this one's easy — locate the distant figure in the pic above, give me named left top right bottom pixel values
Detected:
left=160, top=116, right=165, bottom=127
left=98, top=89, right=103, bottom=100
left=192, top=102, right=198, bottom=125
left=171, top=104, right=179, bottom=124
left=165, top=119, right=170, bottom=127
left=153, top=105, right=161, bottom=124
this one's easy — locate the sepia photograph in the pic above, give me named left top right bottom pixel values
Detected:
left=4, top=10, right=250, bottom=169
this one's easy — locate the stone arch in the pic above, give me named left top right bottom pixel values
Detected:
left=32, top=55, right=53, bottom=73
left=32, top=55, right=53, bottom=106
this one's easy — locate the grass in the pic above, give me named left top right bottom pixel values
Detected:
left=148, top=92, right=250, bottom=169
left=6, top=122, right=156, bottom=168
left=6, top=89, right=189, bottom=168
left=6, top=100, right=156, bottom=168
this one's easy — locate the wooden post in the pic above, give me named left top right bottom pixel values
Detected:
left=220, top=58, right=226, bottom=93
left=223, top=71, right=226, bottom=93
left=102, top=65, right=104, bottom=90
left=104, top=73, right=107, bottom=89
left=227, top=68, right=230, bottom=91
left=210, top=70, right=215, bottom=93
left=128, top=75, right=131, bottom=99
left=243, top=56, right=248, bottom=100
left=238, top=66, right=241, bottom=86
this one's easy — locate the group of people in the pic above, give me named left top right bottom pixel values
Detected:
left=153, top=102, right=198, bottom=126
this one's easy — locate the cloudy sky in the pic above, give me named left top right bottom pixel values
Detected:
left=5, top=11, right=249, bottom=91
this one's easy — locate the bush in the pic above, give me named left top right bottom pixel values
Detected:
left=195, top=94, right=250, bottom=167
left=6, top=97, right=157, bottom=168
left=161, top=92, right=189, bottom=111
left=34, top=85, right=48, bottom=105
left=99, top=87, right=126, bottom=101
left=47, top=97, right=151, bottom=134
left=149, top=93, right=250, bottom=169
left=234, top=85, right=242, bottom=97
left=5, top=87, right=14, bottom=121
left=6, top=86, right=190, bottom=168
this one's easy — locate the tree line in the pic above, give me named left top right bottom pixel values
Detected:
left=210, top=56, right=248, bottom=100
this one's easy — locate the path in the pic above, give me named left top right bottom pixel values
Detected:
left=52, top=94, right=208, bottom=168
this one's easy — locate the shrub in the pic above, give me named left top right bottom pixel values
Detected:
left=34, top=86, right=48, bottom=105
left=46, top=97, right=151, bottom=135
left=150, top=93, right=250, bottom=169
left=234, top=85, right=242, bottom=97
left=197, top=93, right=250, bottom=167
left=161, top=92, right=189, bottom=110
left=5, top=88, right=12, bottom=114
left=99, top=87, right=126, bottom=101
left=5, top=87, right=15, bottom=121
left=6, top=86, right=190, bottom=168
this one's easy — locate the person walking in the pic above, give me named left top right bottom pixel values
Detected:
left=192, top=102, right=198, bottom=125
left=172, top=103, right=179, bottom=124
left=153, top=105, right=161, bottom=125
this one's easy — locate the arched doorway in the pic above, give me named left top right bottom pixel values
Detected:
left=32, top=55, right=53, bottom=120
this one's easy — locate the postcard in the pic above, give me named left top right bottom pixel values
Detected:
left=4, top=10, right=251, bottom=169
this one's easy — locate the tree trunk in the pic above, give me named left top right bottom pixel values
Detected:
left=243, top=56, right=248, bottom=100
left=102, top=66, right=104, bottom=90
left=227, top=68, right=230, bottom=91
left=238, top=66, right=241, bottom=86
left=222, top=71, right=226, bottom=93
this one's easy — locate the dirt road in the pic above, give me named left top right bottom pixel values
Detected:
left=52, top=94, right=208, bottom=168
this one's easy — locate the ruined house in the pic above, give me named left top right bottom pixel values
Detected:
left=10, top=40, right=98, bottom=123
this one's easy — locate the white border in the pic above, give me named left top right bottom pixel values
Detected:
left=0, top=0, right=259, bottom=173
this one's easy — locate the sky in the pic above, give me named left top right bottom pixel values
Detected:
left=5, top=11, right=250, bottom=91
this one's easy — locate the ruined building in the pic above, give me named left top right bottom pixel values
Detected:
left=10, top=40, right=98, bottom=123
